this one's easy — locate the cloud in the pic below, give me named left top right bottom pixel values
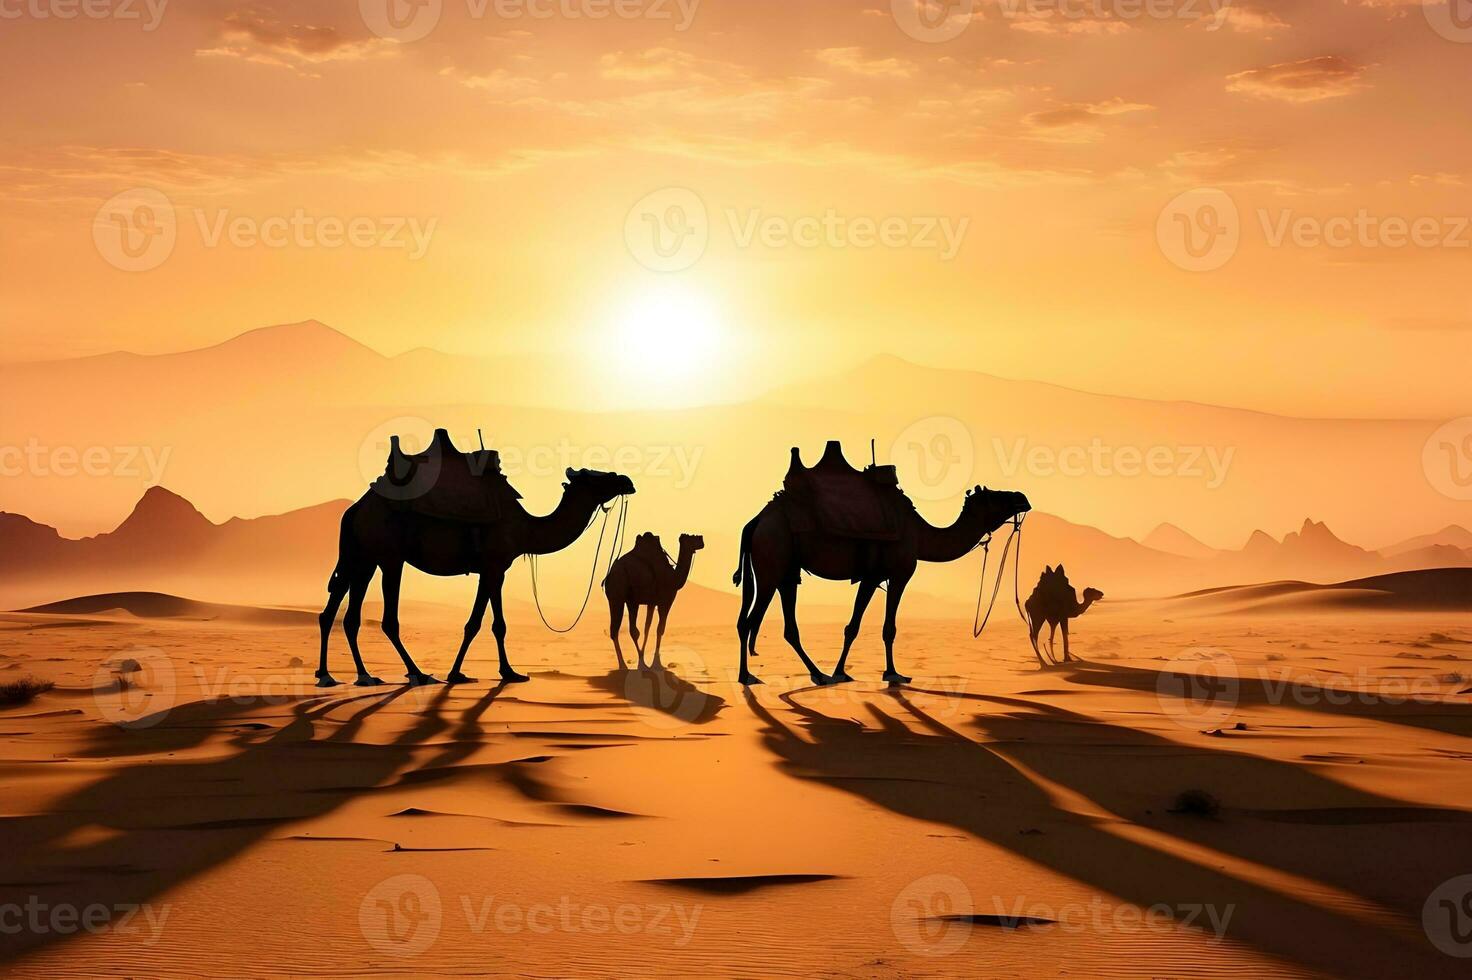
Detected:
left=1023, top=97, right=1153, bottom=141
left=1226, top=56, right=1369, bottom=103
left=197, top=10, right=395, bottom=73
left=1206, top=3, right=1290, bottom=33
left=814, top=47, right=916, bottom=79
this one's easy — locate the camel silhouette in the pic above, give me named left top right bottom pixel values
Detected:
left=734, top=485, right=1030, bottom=686
left=316, top=466, right=635, bottom=687
left=603, top=532, right=705, bottom=670
left=1024, top=564, right=1102, bottom=665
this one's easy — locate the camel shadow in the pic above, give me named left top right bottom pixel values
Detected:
left=0, top=682, right=471, bottom=965
left=1063, top=659, right=1472, bottom=740
left=744, top=686, right=1467, bottom=979
left=587, top=666, right=727, bottom=726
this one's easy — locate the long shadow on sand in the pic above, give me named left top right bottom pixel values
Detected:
left=745, top=686, right=1468, bottom=980
left=0, top=684, right=461, bottom=965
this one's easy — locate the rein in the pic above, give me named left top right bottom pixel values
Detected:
left=971, top=512, right=1029, bottom=639
left=528, top=495, right=629, bottom=634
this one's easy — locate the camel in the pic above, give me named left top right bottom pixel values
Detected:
left=1024, top=564, right=1103, bottom=665
left=603, top=532, right=705, bottom=670
left=734, top=485, right=1031, bottom=686
left=316, top=467, right=636, bottom=687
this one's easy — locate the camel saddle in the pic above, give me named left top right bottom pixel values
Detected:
left=371, top=428, right=521, bottom=524
left=780, top=441, right=908, bottom=542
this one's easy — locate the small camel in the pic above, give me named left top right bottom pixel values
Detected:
left=1024, top=564, right=1103, bottom=665
left=604, top=532, right=705, bottom=670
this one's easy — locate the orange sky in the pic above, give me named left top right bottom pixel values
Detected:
left=1, top=0, right=1470, bottom=418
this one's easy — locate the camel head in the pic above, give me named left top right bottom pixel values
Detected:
left=964, top=485, right=1031, bottom=524
left=564, top=467, right=636, bottom=504
left=1082, top=587, right=1104, bottom=603
left=678, top=533, right=706, bottom=554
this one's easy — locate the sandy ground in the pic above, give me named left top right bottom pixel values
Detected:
left=1, top=602, right=1471, bottom=979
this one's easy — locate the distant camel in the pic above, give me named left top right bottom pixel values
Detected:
left=604, top=533, right=705, bottom=670
left=1024, top=564, right=1102, bottom=665
left=317, top=467, right=635, bottom=687
left=734, top=486, right=1031, bottom=686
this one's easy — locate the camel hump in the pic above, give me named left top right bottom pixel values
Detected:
left=781, top=440, right=910, bottom=542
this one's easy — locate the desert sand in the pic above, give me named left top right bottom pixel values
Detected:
left=2, top=598, right=1470, bottom=978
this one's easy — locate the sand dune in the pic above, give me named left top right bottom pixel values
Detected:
left=1166, top=568, right=1472, bottom=614
left=19, top=591, right=321, bottom=625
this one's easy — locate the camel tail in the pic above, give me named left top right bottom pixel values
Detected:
left=732, top=515, right=759, bottom=586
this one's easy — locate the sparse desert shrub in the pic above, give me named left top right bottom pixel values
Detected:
left=1170, top=789, right=1221, bottom=818
left=1265, top=653, right=1285, bottom=662
left=1440, top=672, right=1465, bottom=685
left=288, top=656, right=305, bottom=668
left=0, top=676, right=55, bottom=707
left=112, top=658, right=143, bottom=674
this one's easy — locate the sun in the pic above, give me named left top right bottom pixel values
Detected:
left=607, top=282, right=724, bottom=384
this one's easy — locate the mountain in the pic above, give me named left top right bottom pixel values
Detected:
left=1381, top=525, right=1472, bottom=557
left=1141, top=523, right=1220, bottom=559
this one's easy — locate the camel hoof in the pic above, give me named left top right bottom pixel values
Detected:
left=499, top=670, right=531, bottom=684
left=354, top=675, right=387, bottom=687
left=405, top=673, right=441, bottom=687
left=445, top=672, right=478, bottom=685
left=810, top=673, right=835, bottom=687
left=882, top=671, right=912, bottom=686
left=315, top=674, right=341, bottom=688
left=831, top=671, right=854, bottom=684
left=738, top=672, right=764, bottom=686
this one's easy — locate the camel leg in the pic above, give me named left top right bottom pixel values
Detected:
left=608, top=594, right=628, bottom=671
left=881, top=571, right=913, bottom=685
left=487, top=570, right=528, bottom=683
left=342, top=567, right=381, bottom=685
left=639, top=606, right=655, bottom=671
left=831, top=580, right=878, bottom=683
left=1061, top=619, right=1073, bottom=662
left=316, top=566, right=351, bottom=687
left=1047, top=622, right=1058, bottom=664
left=381, top=562, right=438, bottom=686
left=651, top=603, right=670, bottom=671
left=446, top=577, right=492, bottom=684
left=778, top=577, right=832, bottom=687
left=627, top=601, right=643, bottom=667
left=738, top=578, right=776, bottom=686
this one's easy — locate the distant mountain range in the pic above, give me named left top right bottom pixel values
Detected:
left=3, top=486, right=1467, bottom=611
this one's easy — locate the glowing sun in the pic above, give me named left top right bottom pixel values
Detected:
left=607, top=282, right=724, bottom=383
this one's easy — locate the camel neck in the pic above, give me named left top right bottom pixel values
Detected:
left=915, top=501, right=1014, bottom=563
left=525, top=487, right=605, bottom=556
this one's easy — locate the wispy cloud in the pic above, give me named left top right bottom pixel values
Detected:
left=1226, top=56, right=1370, bottom=103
